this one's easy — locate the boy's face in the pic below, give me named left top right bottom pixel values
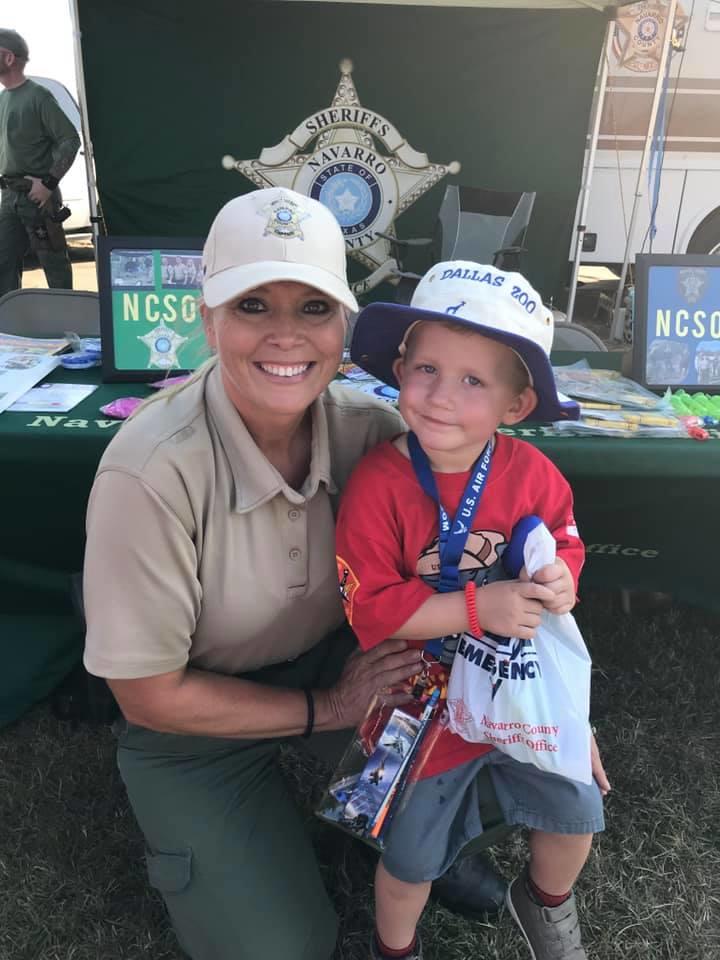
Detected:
left=393, top=323, right=536, bottom=470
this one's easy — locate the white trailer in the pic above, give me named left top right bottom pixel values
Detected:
left=582, top=0, right=720, bottom=263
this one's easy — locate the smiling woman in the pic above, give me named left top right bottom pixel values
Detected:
left=81, top=187, right=419, bottom=960
left=203, top=280, right=347, bottom=466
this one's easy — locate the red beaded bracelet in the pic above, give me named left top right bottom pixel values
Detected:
left=464, top=581, right=481, bottom=636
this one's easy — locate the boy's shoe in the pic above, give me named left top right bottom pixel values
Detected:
left=506, top=868, right=587, bottom=959
left=370, top=933, right=423, bottom=960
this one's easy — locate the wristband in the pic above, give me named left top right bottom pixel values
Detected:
left=301, top=687, right=315, bottom=739
left=41, top=174, right=59, bottom=191
left=464, top=581, right=481, bottom=636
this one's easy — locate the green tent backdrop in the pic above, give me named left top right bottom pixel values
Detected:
left=76, top=0, right=610, bottom=302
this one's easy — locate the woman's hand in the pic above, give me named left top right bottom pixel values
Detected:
left=319, top=639, right=422, bottom=729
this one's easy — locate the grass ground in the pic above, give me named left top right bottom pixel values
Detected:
left=1, top=591, right=718, bottom=960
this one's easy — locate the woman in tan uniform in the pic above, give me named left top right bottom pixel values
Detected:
left=83, top=187, right=422, bottom=960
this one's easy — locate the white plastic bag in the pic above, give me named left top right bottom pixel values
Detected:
left=447, top=523, right=592, bottom=783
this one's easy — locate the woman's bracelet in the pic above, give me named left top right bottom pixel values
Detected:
left=301, top=687, right=315, bottom=739
left=464, top=581, right=482, bottom=636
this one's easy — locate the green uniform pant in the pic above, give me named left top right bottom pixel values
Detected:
left=117, top=629, right=354, bottom=960
left=0, top=186, right=73, bottom=297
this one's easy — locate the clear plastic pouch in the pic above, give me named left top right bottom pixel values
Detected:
left=552, top=360, right=666, bottom=410
left=316, top=685, right=445, bottom=850
left=553, top=411, right=686, bottom=438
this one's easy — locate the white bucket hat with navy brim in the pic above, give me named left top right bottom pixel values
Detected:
left=350, top=260, right=579, bottom=423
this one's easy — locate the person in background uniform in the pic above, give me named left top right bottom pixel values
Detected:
left=0, top=29, right=80, bottom=296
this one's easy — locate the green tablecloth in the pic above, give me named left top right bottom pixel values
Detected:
left=0, top=367, right=153, bottom=726
left=0, top=367, right=153, bottom=613
left=500, top=423, right=714, bottom=607
left=1, top=362, right=716, bottom=613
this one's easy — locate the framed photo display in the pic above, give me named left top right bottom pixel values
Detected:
left=633, top=254, right=720, bottom=394
left=97, top=236, right=211, bottom=381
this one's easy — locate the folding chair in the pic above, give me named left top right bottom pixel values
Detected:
left=0, top=288, right=100, bottom=336
left=380, top=185, right=536, bottom=303
left=552, top=322, right=607, bottom=352
left=436, top=185, right=536, bottom=271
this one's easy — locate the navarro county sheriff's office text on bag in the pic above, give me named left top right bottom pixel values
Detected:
left=447, top=522, right=592, bottom=784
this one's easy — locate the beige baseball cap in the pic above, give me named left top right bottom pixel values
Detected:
left=202, top=187, right=358, bottom=312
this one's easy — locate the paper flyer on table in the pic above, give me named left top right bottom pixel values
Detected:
left=0, top=333, right=70, bottom=355
left=8, top=381, right=98, bottom=413
left=0, top=351, right=61, bottom=414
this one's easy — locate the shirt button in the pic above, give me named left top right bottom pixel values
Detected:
left=288, top=508, right=300, bottom=521
left=289, top=547, right=302, bottom=561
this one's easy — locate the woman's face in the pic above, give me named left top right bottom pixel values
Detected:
left=203, top=280, right=346, bottom=424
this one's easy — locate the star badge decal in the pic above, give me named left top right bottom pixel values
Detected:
left=259, top=195, right=310, bottom=240
left=612, top=0, right=687, bottom=73
left=138, top=323, right=188, bottom=370
left=222, top=59, right=460, bottom=295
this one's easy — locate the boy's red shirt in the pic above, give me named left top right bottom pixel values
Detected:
left=336, top=433, right=584, bottom=778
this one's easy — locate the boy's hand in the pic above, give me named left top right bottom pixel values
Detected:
left=520, top=558, right=576, bottom=614
left=474, top=579, right=556, bottom=640
left=591, top=731, right=611, bottom=796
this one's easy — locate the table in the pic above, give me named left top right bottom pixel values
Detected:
left=0, top=363, right=716, bottom=615
left=0, top=367, right=155, bottom=726
left=500, top=422, right=715, bottom=608
left=0, top=367, right=152, bottom=614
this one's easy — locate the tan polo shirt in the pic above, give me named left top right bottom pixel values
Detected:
left=83, top=360, right=402, bottom=679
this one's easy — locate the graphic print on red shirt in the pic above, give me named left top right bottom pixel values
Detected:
left=335, top=433, right=584, bottom=778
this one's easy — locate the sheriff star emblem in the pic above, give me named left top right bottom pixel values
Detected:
left=613, top=0, right=687, bottom=73
left=260, top=195, right=310, bottom=240
left=222, top=59, right=460, bottom=295
left=678, top=268, right=706, bottom=305
left=138, top=323, right=188, bottom=370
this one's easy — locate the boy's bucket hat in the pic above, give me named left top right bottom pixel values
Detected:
left=202, top=187, right=358, bottom=312
left=350, top=260, right=579, bottom=422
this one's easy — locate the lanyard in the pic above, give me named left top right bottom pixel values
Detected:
left=407, top=431, right=493, bottom=657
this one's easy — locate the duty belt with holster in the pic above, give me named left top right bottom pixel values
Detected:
left=0, top=174, right=72, bottom=252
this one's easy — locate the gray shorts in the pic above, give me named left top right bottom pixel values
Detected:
left=381, top=749, right=605, bottom=883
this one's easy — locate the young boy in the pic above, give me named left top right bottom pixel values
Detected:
left=335, top=261, right=610, bottom=960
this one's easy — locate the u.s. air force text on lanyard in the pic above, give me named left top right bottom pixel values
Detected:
left=407, top=431, right=493, bottom=688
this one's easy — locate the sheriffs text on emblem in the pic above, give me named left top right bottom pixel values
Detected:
left=222, top=59, right=460, bottom=295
